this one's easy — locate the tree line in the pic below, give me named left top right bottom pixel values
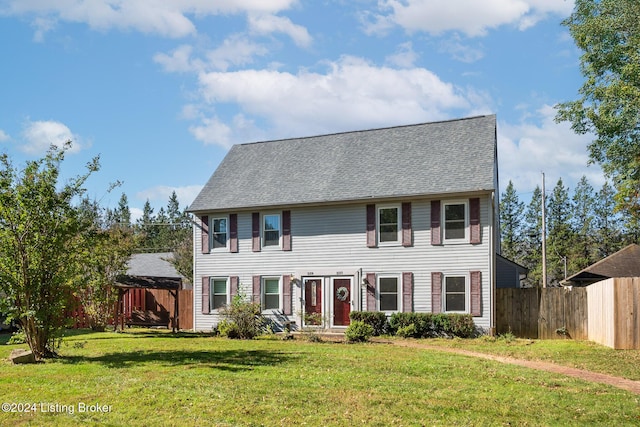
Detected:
left=500, top=176, right=636, bottom=287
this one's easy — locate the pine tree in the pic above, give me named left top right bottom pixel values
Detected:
left=547, top=179, right=573, bottom=285
left=499, top=180, right=525, bottom=263
left=593, top=181, right=625, bottom=257
left=570, top=176, right=596, bottom=273
left=522, top=186, right=543, bottom=287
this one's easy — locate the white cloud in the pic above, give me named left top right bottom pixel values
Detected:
left=195, top=56, right=484, bottom=141
left=0, top=129, right=10, bottom=142
left=248, top=13, right=312, bottom=48
left=189, top=114, right=263, bottom=148
left=20, top=120, right=82, bottom=154
left=2, top=0, right=300, bottom=39
left=136, top=184, right=204, bottom=209
left=498, top=104, right=605, bottom=197
left=439, top=36, right=484, bottom=63
left=385, top=42, right=418, bottom=68
left=366, top=0, right=574, bottom=37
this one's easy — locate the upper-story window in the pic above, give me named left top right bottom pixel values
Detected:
left=263, top=214, right=281, bottom=247
left=443, top=201, right=468, bottom=242
left=378, top=205, right=400, bottom=244
left=211, top=217, right=228, bottom=249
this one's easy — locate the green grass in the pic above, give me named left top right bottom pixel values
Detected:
left=0, top=330, right=638, bottom=426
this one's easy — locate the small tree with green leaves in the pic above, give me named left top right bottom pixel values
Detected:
left=0, top=144, right=99, bottom=359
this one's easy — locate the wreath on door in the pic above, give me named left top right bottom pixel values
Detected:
left=336, top=286, right=349, bottom=302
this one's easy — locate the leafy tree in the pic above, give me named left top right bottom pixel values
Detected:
left=77, top=199, right=136, bottom=331
left=499, top=180, right=525, bottom=263
left=521, top=186, right=543, bottom=287
left=556, top=0, right=640, bottom=217
left=0, top=145, right=99, bottom=359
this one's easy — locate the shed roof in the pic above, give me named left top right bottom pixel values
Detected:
left=561, top=244, right=640, bottom=286
left=188, top=115, right=497, bottom=213
left=116, top=252, right=184, bottom=290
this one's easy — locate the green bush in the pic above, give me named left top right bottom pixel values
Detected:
left=349, top=311, right=388, bottom=336
left=7, top=329, right=26, bottom=345
left=345, top=321, right=374, bottom=343
left=389, top=313, right=477, bottom=338
left=395, top=323, right=417, bottom=338
left=218, top=294, right=265, bottom=339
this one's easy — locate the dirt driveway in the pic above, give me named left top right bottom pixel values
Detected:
left=388, top=340, right=640, bottom=395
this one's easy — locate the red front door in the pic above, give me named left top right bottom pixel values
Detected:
left=304, top=279, right=322, bottom=326
left=333, top=279, right=351, bottom=326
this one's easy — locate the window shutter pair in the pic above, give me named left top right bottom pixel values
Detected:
left=431, top=271, right=481, bottom=316
left=202, top=276, right=239, bottom=314
left=365, top=272, right=413, bottom=311
left=366, top=203, right=412, bottom=247
left=199, top=214, right=238, bottom=253
left=251, top=274, right=293, bottom=315
left=252, top=211, right=292, bottom=252
left=430, top=198, right=481, bottom=245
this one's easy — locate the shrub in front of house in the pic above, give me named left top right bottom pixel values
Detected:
left=218, top=295, right=266, bottom=339
left=345, top=320, right=374, bottom=343
left=389, top=313, right=477, bottom=338
left=349, top=311, right=388, bottom=336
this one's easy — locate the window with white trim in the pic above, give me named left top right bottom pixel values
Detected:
left=378, top=275, right=400, bottom=312
left=263, top=214, right=281, bottom=247
left=263, top=277, right=280, bottom=310
left=211, top=217, right=228, bottom=249
left=378, top=205, right=400, bottom=244
left=443, top=201, right=468, bottom=242
left=210, top=277, right=228, bottom=310
left=444, top=275, right=467, bottom=312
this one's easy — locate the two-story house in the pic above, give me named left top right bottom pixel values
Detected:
left=187, top=115, right=499, bottom=333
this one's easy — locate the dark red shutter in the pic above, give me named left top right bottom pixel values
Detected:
left=402, top=272, right=413, bottom=312
left=431, top=272, right=442, bottom=314
left=431, top=201, right=441, bottom=245
left=252, top=275, right=261, bottom=305
left=282, top=210, right=291, bottom=251
left=230, top=276, right=239, bottom=300
left=470, top=271, right=482, bottom=316
left=252, top=212, right=260, bottom=252
left=200, top=215, right=210, bottom=254
left=201, top=276, right=210, bottom=314
left=366, top=204, right=376, bottom=247
left=282, top=275, right=292, bottom=315
left=402, top=202, right=412, bottom=247
left=366, top=273, right=376, bottom=311
left=229, top=214, right=238, bottom=253
left=470, top=198, right=481, bottom=244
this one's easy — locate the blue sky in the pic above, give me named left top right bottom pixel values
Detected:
left=0, top=0, right=604, bottom=219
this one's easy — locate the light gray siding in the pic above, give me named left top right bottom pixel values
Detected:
left=193, top=194, right=494, bottom=332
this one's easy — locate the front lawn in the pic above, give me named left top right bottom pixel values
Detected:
left=0, top=330, right=638, bottom=426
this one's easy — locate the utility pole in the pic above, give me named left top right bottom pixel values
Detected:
left=541, top=172, right=547, bottom=288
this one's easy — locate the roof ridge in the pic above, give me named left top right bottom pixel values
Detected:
left=237, top=114, right=496, bottom=147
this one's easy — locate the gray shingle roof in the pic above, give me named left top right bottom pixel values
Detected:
left=188, top=115, right=497, bottom=213
left=125, top=252, right=184, bottom=279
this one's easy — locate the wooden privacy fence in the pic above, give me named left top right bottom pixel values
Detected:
left=497, top=279, right=640, bottom=349
left=67, top=289, right=193, bottom=331
left=496, top=287, right=539, bottom=338
left=143, top=288, right=193, bottom=331
left=587, top=278, right=640, bottom=350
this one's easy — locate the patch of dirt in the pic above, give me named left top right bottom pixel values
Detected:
left=385, top=339, right=640, bottom=395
